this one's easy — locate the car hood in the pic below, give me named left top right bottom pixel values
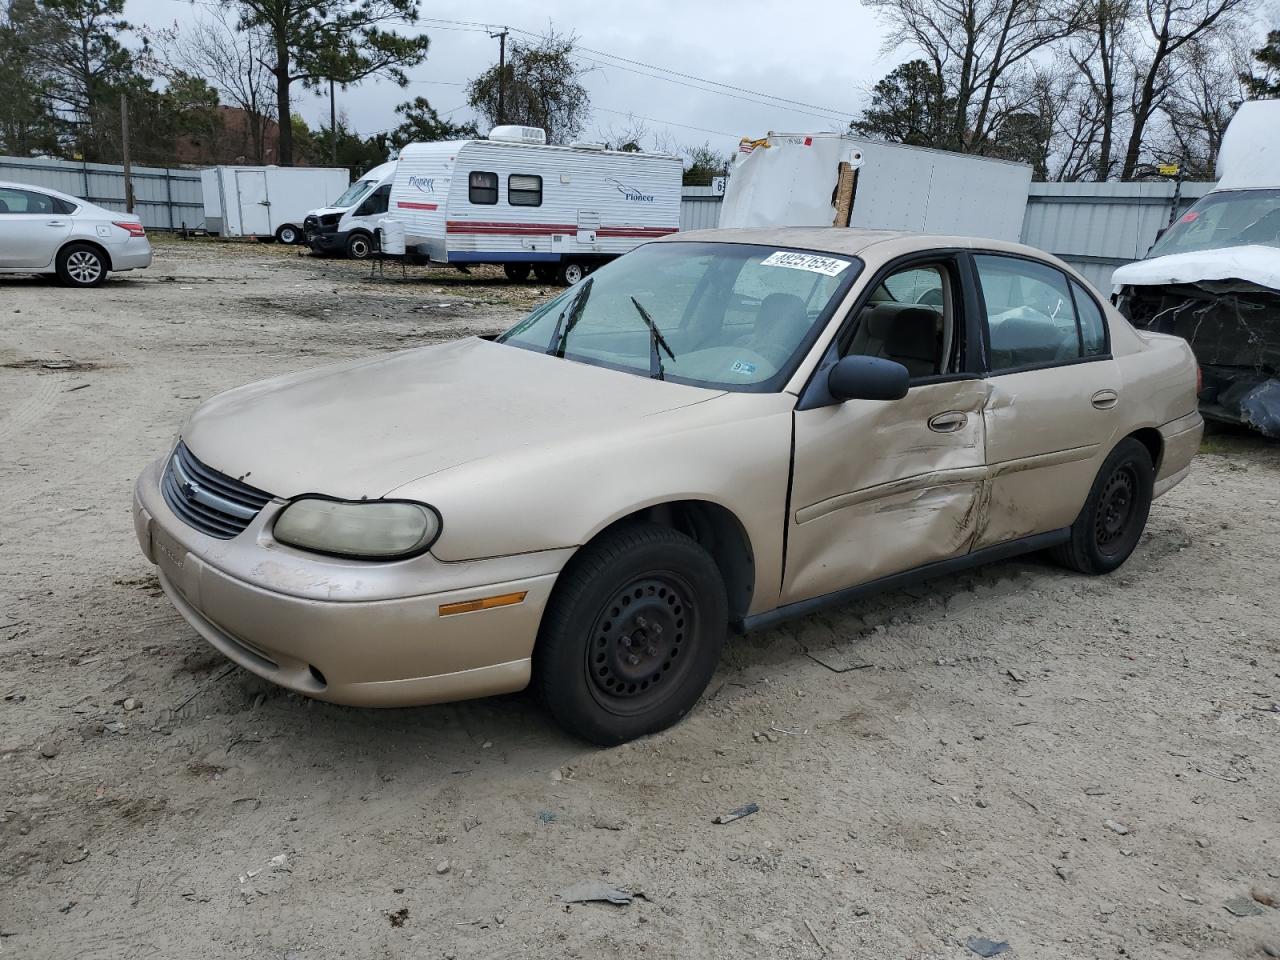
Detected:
left=307, top=206, right=347, bottom=218
left=1112, top=245, right=1280, bottom=293
left=181, top=337, right=724, bottom=500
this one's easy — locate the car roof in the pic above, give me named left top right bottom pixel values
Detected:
left=653, top=227, right=1076, bottom=277
left=0, top=179, right=86, bottom=204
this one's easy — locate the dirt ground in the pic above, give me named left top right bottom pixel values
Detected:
left=2, top=237, right=1278, bottom=960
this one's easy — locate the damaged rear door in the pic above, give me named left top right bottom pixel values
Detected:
left=783, top=255, right=989, bottom=605
left=970, top=254, right=1119, bottom=547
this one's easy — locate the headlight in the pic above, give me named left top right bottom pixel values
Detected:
left=272, top=498, right=441, bottom=559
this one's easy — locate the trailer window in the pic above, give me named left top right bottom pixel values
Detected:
left=508, top=174, right=542, bottom=207
left=469, top=172, right=498, bottom=205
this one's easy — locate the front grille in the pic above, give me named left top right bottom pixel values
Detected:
left=161, top=442, right=273, bottom=539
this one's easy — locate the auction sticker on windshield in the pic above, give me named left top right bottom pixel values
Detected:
left=760, top=251, right=851, bottom=276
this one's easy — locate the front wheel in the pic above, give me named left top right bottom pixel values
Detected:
left=276, top=224, right=301, bottom=245
left=1051, top=437, right=1154, bottom=574
left=56, top=244, right=108, bottom=288
left=346, top=233, right=373, bottom=260
left=534, top=524, right=728, bottom=745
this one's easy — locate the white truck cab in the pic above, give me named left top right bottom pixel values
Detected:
left=304, top=160, right=397, bottom=259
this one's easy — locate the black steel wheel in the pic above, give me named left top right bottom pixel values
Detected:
left=1051, top=437, right=1154, bottom=574
left=534, top=523, right=727, bottom=745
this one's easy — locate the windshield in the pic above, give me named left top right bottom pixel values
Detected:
left=1149, top=188, right=1280, bottom=257
left=330, top=178, right=376, bottom=209
left=497, top=242, right=862, bottom=391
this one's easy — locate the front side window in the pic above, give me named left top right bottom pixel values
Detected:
left=468, top=171, right=498, bottom=205
left=497, top=242, right=862, bottom=391
left=845, top=263, right=954, bottom=378
left=0, top=187, right=56, bottom=214
left=975, top=255, right=1083, bottom=372
left=1148, top=188, right=1280, bottom=256
left=358, top=184, right=390, bottom=216
left=508, top=174, right=542, bottom=206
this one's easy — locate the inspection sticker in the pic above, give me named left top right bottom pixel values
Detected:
left=760, top=251, right=850, bottom=276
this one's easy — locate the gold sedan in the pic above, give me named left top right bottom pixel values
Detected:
left=133, top=229, right=1202, bottom=744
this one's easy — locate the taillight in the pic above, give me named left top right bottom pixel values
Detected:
left=113, top=221, right=146, bottom=238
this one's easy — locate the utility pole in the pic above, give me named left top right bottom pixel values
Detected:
left=120, top=92, right=134, bottom=213
left=489, top=27, right=508, bottom=124
left=328, top=78, right=339, bottom=165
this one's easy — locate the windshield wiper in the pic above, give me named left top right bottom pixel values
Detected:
left=629, top=296, right=676, bottom=380
left=546, top=277, right=594, bottom=357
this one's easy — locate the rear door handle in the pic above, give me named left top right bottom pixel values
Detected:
left=1091, top=389, right=1119, bottom=410
left=928, top=411, right=968, bottom=433
left=46, top=221, right=67, bottom=227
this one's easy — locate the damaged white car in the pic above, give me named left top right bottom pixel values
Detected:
left=1114, top=100, right=1280, bottom=437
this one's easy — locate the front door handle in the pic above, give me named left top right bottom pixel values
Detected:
left=928, top=410, right=968, bottom=433
left=46, top=220, right=67, bottom=227
left=1091, top=389, right=1119, bottom=410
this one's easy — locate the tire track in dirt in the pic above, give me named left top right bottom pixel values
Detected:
left=0, top=367, right=67, bottom=445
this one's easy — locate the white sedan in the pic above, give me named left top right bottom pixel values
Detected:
left=0, top=180, right=152, bottom=287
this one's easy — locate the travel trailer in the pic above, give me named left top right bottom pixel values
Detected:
left=388, top=126, right=683, bottom=284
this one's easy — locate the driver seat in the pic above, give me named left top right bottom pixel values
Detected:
left=883, top=308, right=941, bottom=377
left=738, top=293, right=809, bottom=359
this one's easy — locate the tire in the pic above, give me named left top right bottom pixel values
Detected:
left=56, top=243, right=108, bottom=288
left=534, top=523, right=728, bottom=745
left=346, top=233, right=373, bottom=260
left=533, top=264, right=558, bottom=284
left=557, top=261, right=587, bottom=286
left=276, top=224, right=301, bottom=245
left=503, top=263, right=531, bottom=282
left=1051, top=437, right=1154, bottom=575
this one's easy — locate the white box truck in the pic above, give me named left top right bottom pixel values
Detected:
left=720, top=132, right=1032, bottom=241
left=200, top=165, right=351, bottom=244
left=388, top=126, right=683, bottom=284
left=303, top=160, right=397, bottom=259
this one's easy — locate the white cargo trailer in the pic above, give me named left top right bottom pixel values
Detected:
left=720, top=133, right=1032, bottom=241
left=200, top=165, right=351, bottom=244
left=389, top=126, right=683, bottom=284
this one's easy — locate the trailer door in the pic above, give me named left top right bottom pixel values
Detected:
left=236, top=170, right=272, bottom=236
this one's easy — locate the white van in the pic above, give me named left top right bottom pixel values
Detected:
left=304, top=160, right=397, bottom=259
left=389, top=127, right=683, bottom=284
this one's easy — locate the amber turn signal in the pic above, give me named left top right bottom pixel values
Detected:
left=438, top=591, right=528, bottom=617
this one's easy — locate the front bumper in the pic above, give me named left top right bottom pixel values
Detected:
left=306, top=228, right=348, bottom=253
left=133, top=457, right=567, bottom=707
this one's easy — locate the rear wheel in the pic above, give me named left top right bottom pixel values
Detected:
left=346, top=233, right=373, bottom=260
left=56, top=244, right=108, bottom=288
left=558, top=260, right=587, bottom=286
left=276, top=224, right=301, bottom=245
left=1051, top=437, right=1154, bottom=574
left=534, top=524, right=728, bottom=745
left=503, top=263, right=531, bottom=282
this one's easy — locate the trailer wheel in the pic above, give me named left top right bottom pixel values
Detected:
left=533, top=264, right=557, bottom=284
left=503, top=263, right=531, bottom=282
left=346, top=233, right=373, bottom=260
left=558, top=261, right=587, bottom=286
left=276, top=224, right=301, bottom=245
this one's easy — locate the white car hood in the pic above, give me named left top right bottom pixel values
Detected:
left=308, top=206, right=347, bottom=218
left=1112, top=245, right=1280, bottom=293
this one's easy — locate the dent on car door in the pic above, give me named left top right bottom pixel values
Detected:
left=783, top=260, right=991, bottom=605
left=970, top=253, right=1119, bottom=547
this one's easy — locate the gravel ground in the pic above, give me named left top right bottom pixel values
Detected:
left=2, top=238, right=1278, bottom=960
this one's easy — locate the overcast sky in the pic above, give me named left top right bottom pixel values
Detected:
left=127, top=0, right=903, bottom=157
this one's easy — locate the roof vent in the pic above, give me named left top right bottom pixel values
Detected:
left=488, top=125, right=547, bottom=145
left=570, top=141, right=606, bottom=151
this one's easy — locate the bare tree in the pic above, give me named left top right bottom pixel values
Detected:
left=1118, top=0, right=1252, bottom=180
left=145, top=11, right=276, bottom=163
left=1154, top=29, right=1250, bottom=177
left=867, top=0, right=1088, bottom=152
left=1062, top=0, right=1132, bottom=178
left=596, top=113, right=650, bottom=151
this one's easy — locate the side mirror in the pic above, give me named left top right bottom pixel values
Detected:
left=827, top=355, right=910, bottom=402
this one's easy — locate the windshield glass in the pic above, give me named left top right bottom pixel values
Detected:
left=1149, top=188, right=1280, bottom=257
left=496, top=242, right=862, bottom=391
left=331, top=178, right=376, bottom=208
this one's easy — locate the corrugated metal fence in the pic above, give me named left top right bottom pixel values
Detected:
left=1020, top=181, right=1214, bottom=289
left=680, top=180, right=1217, bottom=288
left=0, top=155, right=203, bottom=231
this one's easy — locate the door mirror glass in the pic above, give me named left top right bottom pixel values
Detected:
left=827, top=355, right=909, bottom=402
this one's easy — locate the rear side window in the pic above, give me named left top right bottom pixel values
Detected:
left=974, top=254, right=1082, bottom=372
left=468, top=171, right=498, bottom=205
left=508, top=174, right=542, bottom=207
left=1071, top=280, right=1109, bottom=356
